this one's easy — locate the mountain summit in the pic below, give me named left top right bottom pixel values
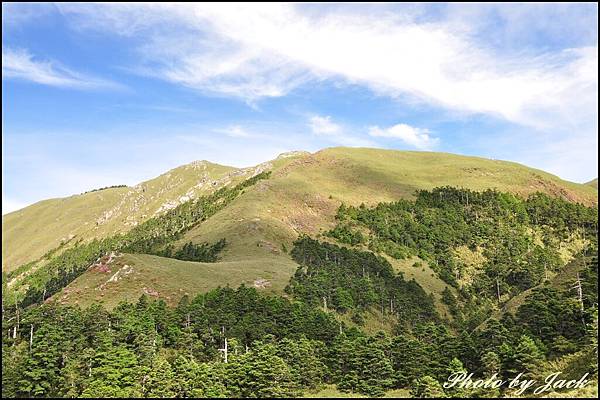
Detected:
left=3, top=147, right=596, bottom=309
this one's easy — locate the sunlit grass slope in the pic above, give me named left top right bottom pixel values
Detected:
left=5, top=147, right=597, bottom=309
left=56, top=252, right=297, bottom=309
left=3, top=161, right=240, bottom=271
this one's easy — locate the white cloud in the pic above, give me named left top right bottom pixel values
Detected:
left=8, top=3, right=598, bottom=181
left=309, top=115, right=341, bottom=136
left=54, top=4, right=597, bottom=131
left=212, top=125, right=252, bottom=138
left=369, top=124, right=439, bottom=150
left=2, top=3, right=56, bottom=27
left=2, top=47, right=122, bottom=90
left=307, top=115, right=374, bottom=147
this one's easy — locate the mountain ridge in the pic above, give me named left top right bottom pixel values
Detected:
left=3, top=147, right=598, bottom=399
left=4, top=148, right=596, bottom=216
left=3, top=147, right=596, bottom=273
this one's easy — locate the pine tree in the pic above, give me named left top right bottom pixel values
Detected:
left=18, top=324, right=63, bottom=397
left=276, top=337, right=327, bottom=389
left=2, top=342, right=28, bottom=398
left=445, top=358, right=469, bottom=398
left=144, top=354, right=176, bottom=398
left=226, top=342, right=297, bottom=398
left=336, top=336, right=393, bottom=397
left=511, top=335, right=544, bottom=380
left=411, top=375, right=446, bottom=398
left=172, top=355, right=201, bottom=398
left=81, top=345, right=142, bottom=398
left=480, top=351, right=500, bottom=375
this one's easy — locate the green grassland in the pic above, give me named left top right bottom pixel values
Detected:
left=175, top=147, right=598, bottom=265
left=5, top=147, right=598, bottom=310
left=3, top=161, right=239, bottom=270
left=56, top=252, right=297, bottom=309
left=386, top=255, right=455, bottom=319
left=2, top=186, right=129, bottom=272
left=149, top=147, right=596, bottom=310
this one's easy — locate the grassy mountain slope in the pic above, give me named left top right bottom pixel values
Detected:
left=33, top=147, right=595, bottom=309
left=3, top=147, right=597, bottom=399
left=3, top=147, right=597, bottom=309
left=57, top=252, right=297, bottom=309
left=176, top=147, right=597, bottom=260
left=586, top=178, right=598, bottom=189
left=2, top=160, right=258, bottom=271
left=2, top=186, right=129, bottom=272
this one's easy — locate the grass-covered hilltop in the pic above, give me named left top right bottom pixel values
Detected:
left=2, top=147, right=598, bottom=398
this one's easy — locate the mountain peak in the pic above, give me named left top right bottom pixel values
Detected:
left=3, top=148, right=597, bottom=272
left=276, top=150, right=311, bottom=159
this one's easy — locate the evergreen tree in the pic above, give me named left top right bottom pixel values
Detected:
left=226, top=341, right=297, bottom=398
left=480, top=351, right=500, bottom=375
left=411, top=376, right=447, bottom=398
left=276, top=337, right=327, bottom=389
left=18, top=324, right=64, bottom=397
left=445, top=358, right=469, bottom=398
left=143, top=354, right=176, bottom=398
left=172, top=355, right=202, bottom=398
left=82, top=345, right=142, bottom=398
left=510, top=335, right=545, bottom=380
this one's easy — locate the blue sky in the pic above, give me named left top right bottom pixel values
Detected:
left=2, top=3, right=598, bottom=213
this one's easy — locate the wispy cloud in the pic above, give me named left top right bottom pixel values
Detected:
left=2, top=3, right=56, bottom=27
left=309, top=115, right=341, bottom=136
left=308, top=115, right=374, bottom=147
left=214, top=125, right=253, bottom=138
left=2, top=47, right=123, bottom=90
left=54, top=4, right=597, bottom=130
left=220, top=125, right=252, bottom=138
left=369, top=124, right=439, bottom=150
left=4, top=3, right=598, bottom=183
